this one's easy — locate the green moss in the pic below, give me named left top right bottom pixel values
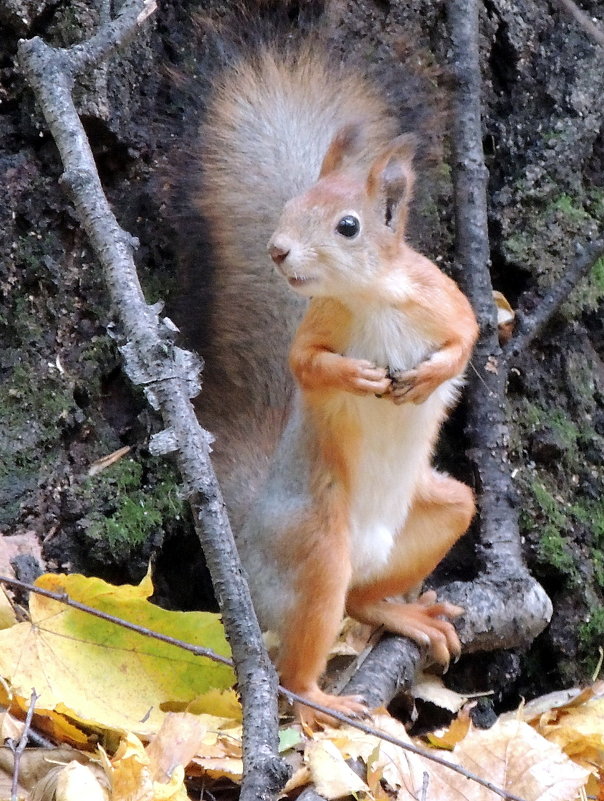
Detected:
left=590, top=550, right=604, bottom=590
left=572, top=499, right=604, bottom=541
left=516, top=400, right=580, bottom=462
left=538, top=525, right=578, bottom=579
left=548, top=194, right=591, bottom=224
left=578, top=606, right=604, bottom=677
left=82, top=458, right=184, bottom=558
left=591, top=256, right=604, bottom=293
left=0, top=363, right=74, bottom=460
left=586, top=189, right=604, bottom=220
left=526, top=478, right=579, bottom=581
left=503, top=232, right=531, bottom=261
left=547, top=409, right=579, bottom=452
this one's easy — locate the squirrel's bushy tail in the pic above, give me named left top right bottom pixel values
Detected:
left=165, top=7, right=445, bottom=531
left=198, top=44, right=398, bottom=405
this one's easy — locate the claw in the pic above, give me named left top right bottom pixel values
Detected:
left=293, top=688, right=371, bottom=728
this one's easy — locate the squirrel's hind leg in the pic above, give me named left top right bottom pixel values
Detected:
left=274, top=503, right=366, bottom=726
left=346, top=471, right=474, bottom=668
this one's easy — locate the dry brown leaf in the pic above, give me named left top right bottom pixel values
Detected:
left=501, top=682, right=604, bottom=775
left=0, top=745, right=27, bottom=800
left=0, top=706, right=24, bottom=742
left=503, top=682, right=604, bottom=727
left=426, top=704, right=474, bottom=750
left=189, top=754, right=243, bottom=781
left=412, top=672, right=469, bottom=713
left=310, top=712, right=588, bottom=801
left=146, top=713, right=207, bottom=783
left=419, top=719, right=590, bottom=801
left=103, top=732, right=189, bottom=801
left=281, top=746, right=310, bottom=794
left=282, top=763, right=311, bottom=794
left=0, top=686, right=90, bottom=749
left=55, top=761, right=109, bottom=801
left=330, top=618, right=376, bottom=657
left=536, top=697, right=604, bottom=771
left=6, top=747, right=93, bottom=801
left=182, top=716, right=245, bottom=782
left=306, top=738, right=369, bottom=799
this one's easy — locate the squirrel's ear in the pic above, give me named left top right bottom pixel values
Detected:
left=319, top=123, right=363, bottom=178
left=367, top=133, right=417, bottom=235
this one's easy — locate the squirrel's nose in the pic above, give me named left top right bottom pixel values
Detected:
left=269, top=243, right=290, bottom=266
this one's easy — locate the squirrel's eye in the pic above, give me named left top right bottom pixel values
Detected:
left=335, top=215, right=360, bottom=238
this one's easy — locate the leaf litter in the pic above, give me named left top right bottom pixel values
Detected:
left=0, top=572, right=599, bottom=800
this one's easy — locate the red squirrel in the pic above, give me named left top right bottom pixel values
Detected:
left=174, top=39, right=478, bottom=724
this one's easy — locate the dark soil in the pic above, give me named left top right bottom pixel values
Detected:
left=0, top=0, right=603, bottom=713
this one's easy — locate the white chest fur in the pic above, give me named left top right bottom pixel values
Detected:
left=342, top=304, right=457, bottom=582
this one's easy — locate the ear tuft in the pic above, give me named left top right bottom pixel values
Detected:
left=367, top=133, right=418, bottom=235
left=319, top=122, right=364, bottom=178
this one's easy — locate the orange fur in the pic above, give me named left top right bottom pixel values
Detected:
left=263, top=129, right=479, bottom=724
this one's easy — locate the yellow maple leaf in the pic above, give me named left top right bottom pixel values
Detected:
left=183, top=688, right=242, bottom=720
left=0, top=572, right=234, bottom=737
left=426, top=705, right=474, bottom=750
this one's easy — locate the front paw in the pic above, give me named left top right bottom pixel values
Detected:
left=388, top=363, right=444, bottom=405
left=340, top=358, right=391, bottom=396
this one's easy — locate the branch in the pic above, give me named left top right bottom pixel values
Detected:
left=504, top=238, right=604, bottom=362
left=447, top=0, right=552, bottom=601
left=552, top=0, right=604, bottom=48
left=0, top=575, right=529, bottom=801
left=8, top=689, right=39, bottom=801
left=17, top=8, right=288, bottom=801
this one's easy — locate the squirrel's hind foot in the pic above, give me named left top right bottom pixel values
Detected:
left=348, top=590, right=463, bottom=669
left=291, top=686, right=370, bottom=728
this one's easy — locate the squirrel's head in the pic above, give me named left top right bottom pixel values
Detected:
left=268, top=124, right=417, bottom=298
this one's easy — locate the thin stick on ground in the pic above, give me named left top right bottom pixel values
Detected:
left=9, top=688, right=39, bottom=801
left=17, top=4, right=287, bottom=799
left=0, top=574, right=529, bottom=801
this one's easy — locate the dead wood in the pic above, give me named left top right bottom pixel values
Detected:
left=16, top=3, right=289, bottom=799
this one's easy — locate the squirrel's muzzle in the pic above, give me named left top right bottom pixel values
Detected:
left=269, top=243, right=290, bottom=266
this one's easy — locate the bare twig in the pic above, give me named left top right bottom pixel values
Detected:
left=447, top=0, right=551, bottom=625
left=552, top=0, right=604, bottom=47
left=17, top=4, right=287, bottom=800
left=504, top=238, right=604, bottom=362
left=0, top=574, right=233, bottom=667
left=8, top=688, right=39, bottom=801
left=0, top=575, right=528, bottom=801
left=278, top=689, right=529, bottom=801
